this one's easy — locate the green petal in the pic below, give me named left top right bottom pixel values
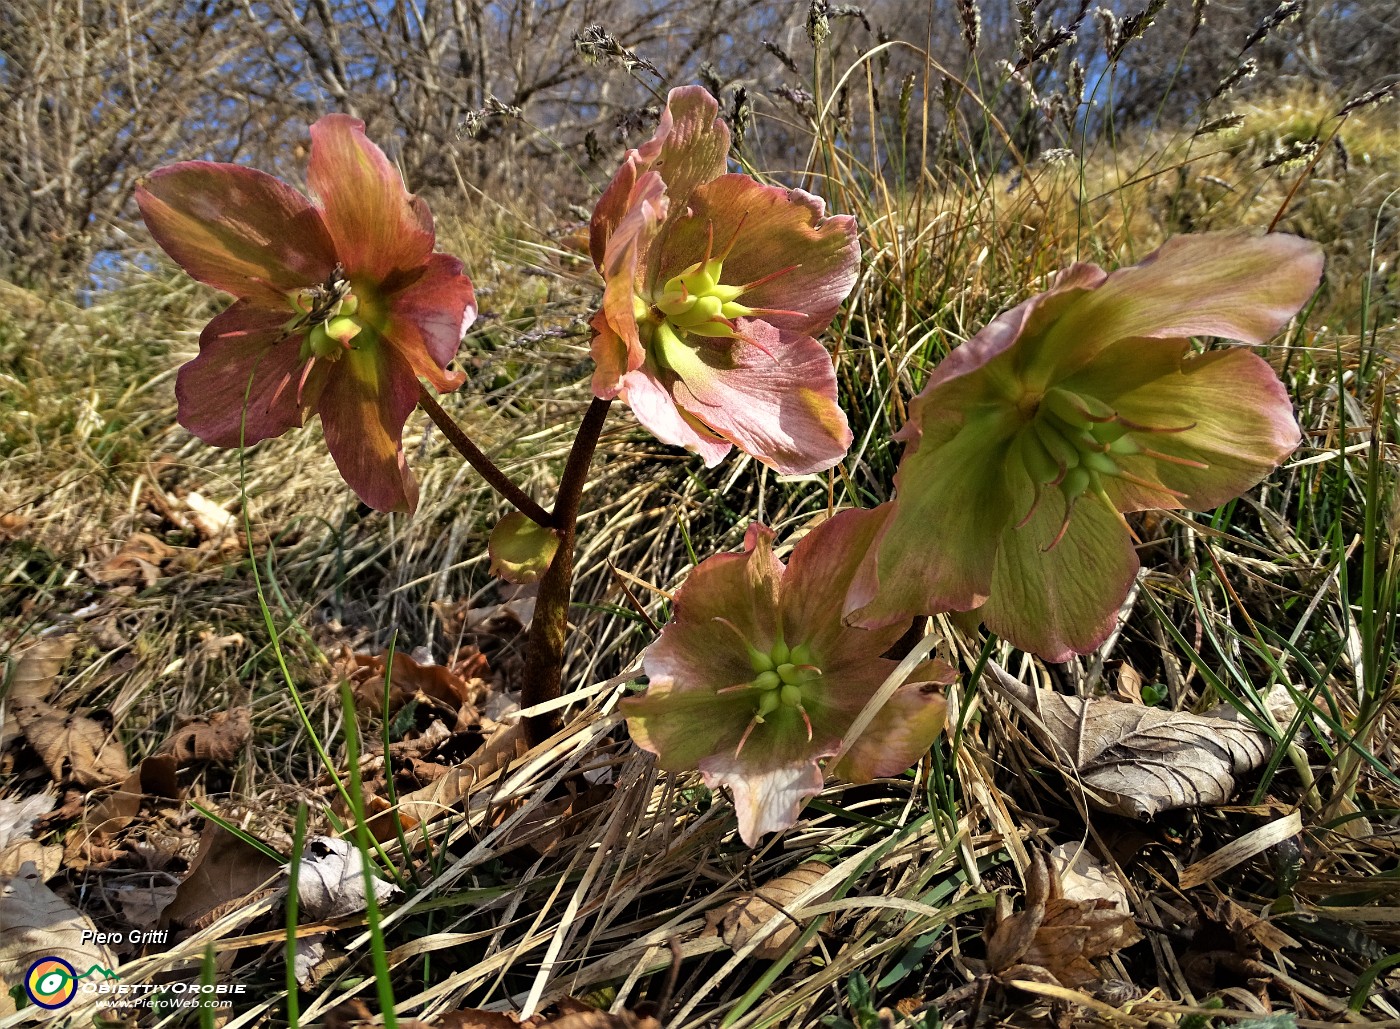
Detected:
left=847, top=405, right=1022, bottom=627
left=1104, top=346, right=1301, bottom=511
left=829, top=680, right=949, bottom=783
left=1027, top=232, right=1323, bottom=385
left=979, top=474, right=1139, bottom=661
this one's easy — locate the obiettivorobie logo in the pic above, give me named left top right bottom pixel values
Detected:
left=23, top=957, right=120, bottom=1009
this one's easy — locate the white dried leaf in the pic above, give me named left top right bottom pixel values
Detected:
left=290, top=837, right=399, bottom=920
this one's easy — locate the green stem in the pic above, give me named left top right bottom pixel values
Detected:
left=521, top=397, right=612, bottom=745
left=417, top=382, right=553, bottom=528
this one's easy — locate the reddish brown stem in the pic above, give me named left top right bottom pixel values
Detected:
left=521, top=396, right=612, bottom=745
left=416, top=382, right=553, bottom=527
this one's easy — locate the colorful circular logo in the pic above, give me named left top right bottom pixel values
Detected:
left=25, top=957, right=78, bottom=1009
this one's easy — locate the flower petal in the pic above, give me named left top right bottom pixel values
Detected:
left=781, top=508, right=907, bottom=664
left=621, top=683, right=756, bottom=773
left=590, top=86, right=728, bottom=270
left=1102, top=346, right=1301, bottom=511
left=1030, top=232, right=1324, bottom=384
left=645, top=528, right=784, bottom=694
left=650, top=86, right=731, bottom=220
left=698, top=752, right=827, bottom=846
left=175, top=302, right=321, bottom=447
left=846, top=405, right=1022, bottom=627
left=979, top=476, right=1140, bottom=661
left=317, top=341, right=421, bottom=513
left=594, top=172, right=667, bottom=396
left=136, top=163, right=336, bottom=305
left=308, top=114, right=435, bottom=283
left=619, top=366, right=733, bottom=466
left=668, top=322, right=852, bottom=475
left=383, top=253, right=475, bottom=393
left=829, top=680, right=949, bottom=783
left=666, top=175, right=860, bottom=336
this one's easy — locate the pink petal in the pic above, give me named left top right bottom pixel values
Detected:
left=665, top=175, right=860, bottom=336
left=589, top=86, right=728, bottom=269
left=308, top=115, right=434, bottom=283
left=644, top=527, right=784, bottom=694
left=649, top=86, right=731, bottom=220
left=1029, top=232, right=1324, bottom=384
left=383, top=253, right=475, bottom=393
left=175, top=302, right=323, bottom=447
left=979, top=475, right=1140, bottom=661
left=829, top=680, right=949, bottom=783
left=698, top=752, right=827, bottom=846
left=780, top=509, right=907, bottom=665
left=619, top=366, right=733, bottom=466
left=597, top=172, right=667, bottom=389
left=669, top=322, right=852, bottom=475
left=136, top=163, right=336, bottom=305
left=317, top=343, right=422, bottom=513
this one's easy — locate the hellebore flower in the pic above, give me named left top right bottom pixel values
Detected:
left=622, top=509, right=951, bottom=846
left=136, top=115, right=476, bottom=513
left=847, top=232, right=1324, bottom=660
left=588, top=86, right=859, bottom=474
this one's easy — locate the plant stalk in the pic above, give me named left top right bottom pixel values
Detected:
left=522, top=396, right=611, bottom=745
left=417, top=382, right=553, bottom=527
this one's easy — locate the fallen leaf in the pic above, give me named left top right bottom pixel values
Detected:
left=292, top=837, right=399, bottom=920
left=985, top=852, right=1142, bottom=989
left=372, top=721, right=530, bottom=839
left=87, top=532, right=175, bottom=587
left=703, top=861, right=834, bottom=959
left=1048, top=844, right=1131, bottom=911
left=183, top=491, right=234, bottom=538
left=346, top=650, right=486, bottom=732
left=116, top=882, right=179, bottom=930
left=159, top=824, right=281, bottom=930
left=986, top=662, right=1281, bottom=817
left=157, top=708, right=251, bottom=765
left=14, top=704, right=129, bottom=788
left=0, top=793, right=60, bottom=878
left=0, top=863, right=118, bottom=1016
left=4, top=636, right=74, bottom=707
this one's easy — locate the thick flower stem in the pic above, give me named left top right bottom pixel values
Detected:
left=416, top=382, right=554, bottom=527
left=522, top=397, right=612, bottom=746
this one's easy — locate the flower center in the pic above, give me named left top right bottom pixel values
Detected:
left=1013, top=386, right=1205, bottom=548
left=724, top=638, right=823, bottom=755
left=286, top=264, right=367, bottom=364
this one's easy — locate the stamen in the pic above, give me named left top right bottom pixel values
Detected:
left=799, top=705, right=814, bottom=742
left=295, top=356, right=318, bottom=406
left=1113, top=469, right=1190, bottom=502
left=717, top=212, right=749, bottom=262
left=1133, top=445, right=1210, bottom=470
left=736, top=263, right=800, bottom=294
left=734, top=715, right=760, bottom=757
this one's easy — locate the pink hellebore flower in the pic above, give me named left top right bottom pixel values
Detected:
left=589, top=86, right=859, bottom=475
left=847, top=232, right=1324, bottom=660
left=135, top=115, right=476, bottom=513
left=622, top=509, right=951, bottom=846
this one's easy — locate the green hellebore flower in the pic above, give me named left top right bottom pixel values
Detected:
left=846, top=232, right=1325, bottom=660
left=623, top=510, right=952, bottom=846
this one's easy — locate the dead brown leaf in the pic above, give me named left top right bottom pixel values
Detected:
left=6, top=636, right=128, bottom=788
left=159, top=823, right=281, bottom=930
left=14, top=703, right=129, bottom=788
left=346, top=650, right=487, bottom=732
left=88, top=532, right=175, bottom=587
left=985, top=852, right=1141, bottom=989
left=0, top=793, right=60, bottom=878
left=703, top=860, right=834, bottom=959
left=0, top=864, right=118, bottom=1016
left=157, top=708, right=251, bottom=765
left=987, top=662, right=1279, bottom=817
left=371, top=721, right=530, bottom=839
